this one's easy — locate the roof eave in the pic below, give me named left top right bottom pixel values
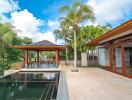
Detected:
left=85, top=19, right=132, bottom=46
left=10, top=45, right=67, bottom=50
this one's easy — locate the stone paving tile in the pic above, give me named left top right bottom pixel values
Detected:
left=61, top=66, right=132, bottom=100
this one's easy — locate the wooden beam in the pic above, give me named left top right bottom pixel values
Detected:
left=10, top=45, right=67, bottom=50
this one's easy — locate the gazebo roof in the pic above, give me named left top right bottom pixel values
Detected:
left=10, top=40, right=67, bottom=51
left=32, top=40, right=57, bottom=46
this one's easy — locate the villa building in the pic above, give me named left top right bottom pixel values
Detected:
left=86, top=20, right=132, bottom=78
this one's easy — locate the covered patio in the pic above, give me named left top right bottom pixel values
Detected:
left=86, top=20, right=132, bottom=78
left=10, top=40, right=67, bottom=69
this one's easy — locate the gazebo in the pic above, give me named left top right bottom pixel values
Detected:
left=10, top=40, right=67, bottom=69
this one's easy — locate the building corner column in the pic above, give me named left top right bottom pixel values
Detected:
left=37, top=51, right=39, bottom=65
left=55, top=49, right=59, bottom=66
left=24, top=49, right=28, bottom=68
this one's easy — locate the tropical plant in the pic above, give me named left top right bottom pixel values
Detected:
left=78, top=25, right=111, bottom=52
left=0, top=23, right=16, bottom=69
left=54, top=22, right=71, bottom=65
left=59, top=2, right=95, bottom=71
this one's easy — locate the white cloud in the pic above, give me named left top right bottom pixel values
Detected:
left=11, top=9, right=56, bottom=43
left=17, top=31, right=56, bottom=43
left=0, top=0, right=19, bottom=13
left=86, top=0, right=132, bottom=24
left=0, top=13, right=9, bottom=22
left=11, top=9, right=44, bottom=34
left=0, top=0, right=56, bottom=43
left=47, top=20, right=59, bottom=30
left=0, top=0, right=19, bottom=23
left=81, top=21, right=98, bottom=27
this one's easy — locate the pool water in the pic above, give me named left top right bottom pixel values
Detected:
left=0, top=72, right=60, bottom=100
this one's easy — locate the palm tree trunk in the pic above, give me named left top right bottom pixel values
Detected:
left=65, top=36, right=68, bottom=66
left=66, top=47, right=68, bottom=66
left=72, top=29, right=78, bottom=72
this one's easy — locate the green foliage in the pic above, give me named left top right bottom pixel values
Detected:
left=59, top=1, right=95, bottom=26
left=78, top=25, right=111, bottom=52
left=22, top=37, right=32, bottom=45
left=0, top=23, right=32, bottom=70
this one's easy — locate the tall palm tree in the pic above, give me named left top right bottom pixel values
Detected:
left=59, top=2, right=95, bottom=71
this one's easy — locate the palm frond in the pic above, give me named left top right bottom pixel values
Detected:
left=59, top=5, right=69, bottom=13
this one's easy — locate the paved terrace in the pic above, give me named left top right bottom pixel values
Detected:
left=61, top=66, right=132, bottom=100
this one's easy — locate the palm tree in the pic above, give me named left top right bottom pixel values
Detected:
left=0, top=23, right=16, bottom=45
left=59, top=2, right=95, bottom=71
left=53, top=22, right=70, bottom=65
left=0, top=23, right=16, bottom=69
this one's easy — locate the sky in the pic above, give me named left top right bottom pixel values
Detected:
left=0, top=0, right=132, bottom=43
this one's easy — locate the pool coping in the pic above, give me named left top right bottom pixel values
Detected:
left=0, top=69, right=19, bottom=78
left=19, top=64, right=61, bottom=72
left=56, top=71, right=69, bottom=100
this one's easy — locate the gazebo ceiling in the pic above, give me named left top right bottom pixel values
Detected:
left=10, top=40, right=67, bottom=51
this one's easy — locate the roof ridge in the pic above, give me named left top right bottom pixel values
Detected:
left=32, top=40, right=57, bottom=46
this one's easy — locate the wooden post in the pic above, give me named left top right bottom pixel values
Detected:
left=37, top=51, right=39, bottom=65
left=24, top=49, right=28, bottom=68
left=121, top=46, right=126, bottom=75
left=55, top=49, right=59, bottom=65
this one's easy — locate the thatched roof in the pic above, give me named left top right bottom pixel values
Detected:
left=32, top=40, right=57, bottom=46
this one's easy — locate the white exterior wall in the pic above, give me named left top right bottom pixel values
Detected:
left=99, top=48, right=109, bottom=66
left=81, top=53, right=88, bottom=66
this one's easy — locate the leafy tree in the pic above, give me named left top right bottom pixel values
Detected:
left=7, top=36, right=33, bottom=66
left=22, top=37, right=32, bottom=45
left=78, top=25, right=111, bottom=52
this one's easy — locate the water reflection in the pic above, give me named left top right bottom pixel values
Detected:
left=0, top=72, right=60, bottom=100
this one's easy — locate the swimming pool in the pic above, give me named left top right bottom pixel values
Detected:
left=0, top=71, right=60, bottom=100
